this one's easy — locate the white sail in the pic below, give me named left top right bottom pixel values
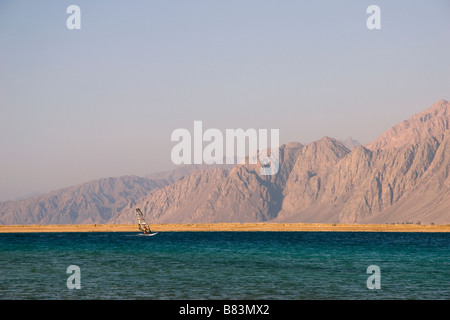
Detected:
left=135, top=208, right=152, bottom=234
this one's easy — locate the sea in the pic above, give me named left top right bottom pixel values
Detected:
left=0, top=232, right=448, bottom=300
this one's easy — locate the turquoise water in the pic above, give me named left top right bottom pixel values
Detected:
left=0, top=232, right=448, bottom=299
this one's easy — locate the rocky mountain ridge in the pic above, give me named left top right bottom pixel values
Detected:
left=1, top=99, right=449, bottom=224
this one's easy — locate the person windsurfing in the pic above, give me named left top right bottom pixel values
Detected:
left=136, top=208, right=152, bottom=234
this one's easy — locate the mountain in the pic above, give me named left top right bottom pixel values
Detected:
left=1, top=99, right=449, bottom=225
left=0, top=163, right=233, bottom=225
left=0, top=176, right=166, bottom=224
left=339, top=137, right=361, bottom=150
left=275, top=100, right=450, bottom=224
left=276, top=133, right=448, bottom=224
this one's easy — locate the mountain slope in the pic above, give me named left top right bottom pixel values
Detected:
left=276, top=137, right=350, bottom=222
left=365, top=131, right=450, bottom=224
left=138, top=143, right=303, bottom=223
left=0, top=176, right=166, bottom=224
left=365, top=99, right=449, bottom=151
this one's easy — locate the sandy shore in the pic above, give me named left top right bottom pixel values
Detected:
left=0, top=223, right=449, bottom=233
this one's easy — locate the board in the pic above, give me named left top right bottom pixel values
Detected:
left=138, top=232, right=158, bottom=236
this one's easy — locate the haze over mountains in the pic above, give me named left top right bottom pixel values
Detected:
left=1, top=100, right=449, bottom=225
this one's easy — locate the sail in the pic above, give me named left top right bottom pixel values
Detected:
left=135, top=208, right=151, bottom=234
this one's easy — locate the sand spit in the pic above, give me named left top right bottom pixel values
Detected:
left=0, top=223, right=449, bottom=233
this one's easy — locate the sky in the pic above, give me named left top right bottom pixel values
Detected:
left=1, top=0, right=449, bottom=201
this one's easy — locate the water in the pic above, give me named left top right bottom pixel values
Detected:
left=0, top=232, right=448, bottom=299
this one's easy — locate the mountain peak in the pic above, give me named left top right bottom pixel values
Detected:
left=365, top=99, right=449, bottom=151
left=339, top=136, right=361, bottom=150
left=304, top=136, right=350, bottom=157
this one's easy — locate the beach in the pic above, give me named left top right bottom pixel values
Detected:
left=0, top=223, right=448, bottom=233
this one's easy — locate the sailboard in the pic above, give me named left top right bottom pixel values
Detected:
left=135, top=208, right=157, bottom=236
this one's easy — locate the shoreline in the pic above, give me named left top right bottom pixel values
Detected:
left=0, top=223, right=449, bottom=233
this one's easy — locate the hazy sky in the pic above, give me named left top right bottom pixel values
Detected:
left=1, top=0, right=449, bottom=201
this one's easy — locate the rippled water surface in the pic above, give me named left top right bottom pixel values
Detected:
left=0, top=232, right=448, bottom=299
